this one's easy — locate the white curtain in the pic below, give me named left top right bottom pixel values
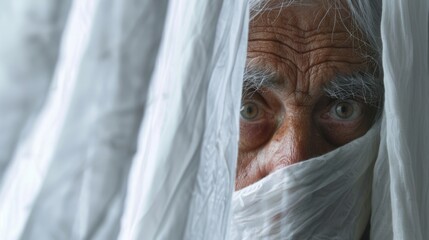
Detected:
left=0, top=0, right=428, bottom=240
left=0, top=0, right=72, bottom=182
left=0, top=0, right=248, bottom=239
left=372, top=0, right=429, bottom=239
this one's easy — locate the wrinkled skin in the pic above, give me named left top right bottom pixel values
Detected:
left=236, top=2, right=378, bottom=190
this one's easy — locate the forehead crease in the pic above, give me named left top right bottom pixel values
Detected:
left=249, top=25, right=353, bottom=45
left=248, top=37, right=357, bottom=58
left=249, top=28, right=356, bottom=60
left=245, top=61, right=315, bottom=103
left=248, top=25, right=358, bottom=59
left=248, top=46, right=364, bottom=74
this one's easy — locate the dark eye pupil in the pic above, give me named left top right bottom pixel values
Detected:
left=336, top=103, right=353, bottom=118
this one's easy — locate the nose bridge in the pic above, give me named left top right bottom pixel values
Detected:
left=266, top=115, right=318, bottom=172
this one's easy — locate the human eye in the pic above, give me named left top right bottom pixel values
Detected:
left=240, top=101, right=264, bottom=121
left=318, top=98, right=376, bottom=146
left=329, top=100, right=363, bottom=121
left=239, top=92, right=277, bottom=150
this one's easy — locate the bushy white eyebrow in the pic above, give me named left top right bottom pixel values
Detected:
left=323, top=72, right=383, bottom=107
left=242, top=65, right=279, bottom=93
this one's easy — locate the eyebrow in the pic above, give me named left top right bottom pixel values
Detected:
left=243, top=65, right=383, bottom=106
left=242, top=66, right=282, bottom=94
left=324, top=72, right=383, bottom=106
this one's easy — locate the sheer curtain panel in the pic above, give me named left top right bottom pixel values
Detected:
left=0, top=0, right=248, bottom=239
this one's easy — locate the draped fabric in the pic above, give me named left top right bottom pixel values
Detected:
left=0, top=0, right=428, bottom=240
left=0, top=0, right=248, bottom=239
left=231, top=126, right=380, bottom=239
left=118, top=1, right=248, bottom=239
left=0, top=0, right=72, bottom=183
left=371, top=0, right=429, bottom=239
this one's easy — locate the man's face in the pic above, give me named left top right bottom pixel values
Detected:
left=236, top=2, right=379, bottom=190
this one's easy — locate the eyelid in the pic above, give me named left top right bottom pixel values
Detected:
left=242, top=90, right=268, bottom=108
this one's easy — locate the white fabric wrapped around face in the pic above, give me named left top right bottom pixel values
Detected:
left=230, top=125, right=380, bottom=240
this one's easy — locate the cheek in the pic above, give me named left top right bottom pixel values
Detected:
left=239, top=120, right=276, bottom=150
left=236, top=148, right=265, bottom=190
left=320, top=122, right=366, bottom=146
left=319, top=113, right=375, bottom=146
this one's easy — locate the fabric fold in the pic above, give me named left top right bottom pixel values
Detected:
left=118, top=1, right=248, bottom=239
left=0, top=0, right=71, bottom=182
left=231, top=126, right=380, bottom=240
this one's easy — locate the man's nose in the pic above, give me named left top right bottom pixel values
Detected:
left=261, top=116, right=332, bottom=175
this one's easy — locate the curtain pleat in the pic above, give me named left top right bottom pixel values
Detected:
left=17, top=0, right=169, bottom=239
left=0, top=1, right=72, bottom=239
left=0, top=0, right=72, bottom=182
left=117, top=1, right=248, bottom=239
left=372, top=0, right=429, bottom=239
left=0, top=0, right=169, bottom=239
left=0, top=0, right=248, bottom=239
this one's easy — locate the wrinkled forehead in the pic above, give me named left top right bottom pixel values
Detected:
left=247, top=0, right=376, bottom=72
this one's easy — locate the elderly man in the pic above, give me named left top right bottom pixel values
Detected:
left=2, top=0, right=428, bottom=239
left=232, top=0, right=383, bottom=239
